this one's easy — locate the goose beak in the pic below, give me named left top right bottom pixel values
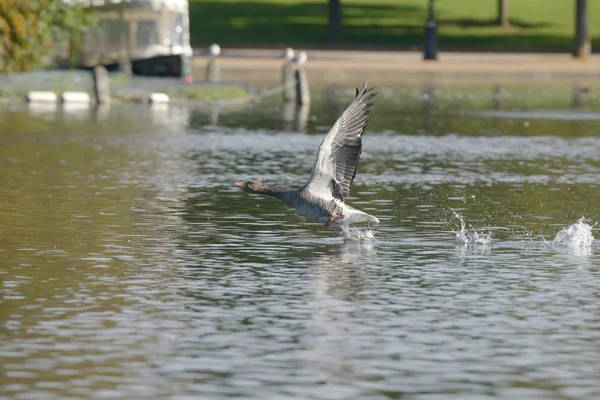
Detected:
left=235, top=181, right=246, bottom=189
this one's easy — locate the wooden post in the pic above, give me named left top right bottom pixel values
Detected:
left=206, top=59, right=220, bottom=82
left=92, top=65, right=111, bottom=104
left=292, top=51, right=309, bottom=106
left=294, top=69, right=310, bottom=106
left=281, top=48, right=295, bottom=103
left=574, top=0, right=591, bottom=59
left=205, top=44, right=221, bottom=83
left=282, top=62, right=295, bottom=103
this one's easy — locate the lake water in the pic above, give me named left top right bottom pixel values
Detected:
left=3, top=83, right=600, bottom=400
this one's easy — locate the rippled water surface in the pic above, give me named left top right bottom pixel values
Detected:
left=3, top=85, right=600, bottom=400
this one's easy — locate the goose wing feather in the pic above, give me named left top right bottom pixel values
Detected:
left=301, top=82, right=376, bottom=201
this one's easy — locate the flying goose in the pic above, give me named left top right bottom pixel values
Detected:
left=236, top=82, right=379, bottom=234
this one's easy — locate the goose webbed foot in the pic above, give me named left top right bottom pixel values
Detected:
left=324, top=213, right=346, bottom=228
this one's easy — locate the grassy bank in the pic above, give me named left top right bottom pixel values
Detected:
left=188, top=0, right=599, bottom=52
left=0, top=71, right=251, bottom=103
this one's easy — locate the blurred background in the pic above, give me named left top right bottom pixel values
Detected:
left=0, top=0, right=598, bottom=76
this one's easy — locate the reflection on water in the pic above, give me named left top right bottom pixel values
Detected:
left=3, top=83, right=600, bottom=399
left=281, top=102, right=310, bottom=132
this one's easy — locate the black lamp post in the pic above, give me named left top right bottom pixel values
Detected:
left=423, top=0, right=437, bottom=60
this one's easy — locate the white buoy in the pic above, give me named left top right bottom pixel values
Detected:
left=292, top=51, right=307, bottom=65
left=208, top=43, right=221, bottom=57
left=60, top=91, right=91, bottom=104
left=26, top=91, right=57, bottom=103
left=148, top=92, right=170, bottom=104
left=282, top=47, right=295, bottom=60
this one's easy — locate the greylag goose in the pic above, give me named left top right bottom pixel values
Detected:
left=236, top=82, right=379, bottom=233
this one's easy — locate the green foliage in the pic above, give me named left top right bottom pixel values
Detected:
left=0, top=0, right=94, bottom=73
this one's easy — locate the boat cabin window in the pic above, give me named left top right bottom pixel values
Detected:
left=98, top=18, right=128, bottom=51
left=137, top=19, right=159, bottom=46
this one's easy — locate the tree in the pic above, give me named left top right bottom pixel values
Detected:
left=497, top=0, right=509, bottom=28
left=0, top=0, right=93, bottom=73
left=574, top=0, right=590, bottom=58
left=328, top=0, right=342, bottom=42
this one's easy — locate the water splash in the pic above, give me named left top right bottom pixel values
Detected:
left=341, top=224, right=375, bottom=242
left=453, top=212, right=492, bottom=245
left=551, top=217, right=595, bottom=248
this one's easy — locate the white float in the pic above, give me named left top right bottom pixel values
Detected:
left=148, top=92, right=170, bottom=104
left=26, top=91, right=58, bottom=103
left=60, top=91, right=91, bottom=104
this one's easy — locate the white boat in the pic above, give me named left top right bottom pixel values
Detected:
left=61, top=0, right=193, bottom=78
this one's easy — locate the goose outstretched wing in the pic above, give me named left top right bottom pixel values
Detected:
left=301, top=82, right=376, bottom=201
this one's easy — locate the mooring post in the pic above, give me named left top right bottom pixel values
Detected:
left=281, top=47, right=295, bottom=103
left=92, top=65, right=111, bottom=104
left=206, top=43, right=221, bottom=83
left=293, top=51, right=310, bottom=106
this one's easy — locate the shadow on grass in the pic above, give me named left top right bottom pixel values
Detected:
left=188, top=1, right=594, bottom=53
left=189, top=1, right=423, bottom=48
left=439, top=18, right=554, bottom=29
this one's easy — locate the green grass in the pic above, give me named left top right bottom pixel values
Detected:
left=188, top=0, right=600, bottom=52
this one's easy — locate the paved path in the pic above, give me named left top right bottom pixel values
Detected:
left=193, top=49, right=600, bottom=76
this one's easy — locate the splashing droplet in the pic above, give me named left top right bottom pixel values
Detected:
left=341, top=224, right=375, bottom=242
left=552, top=217, right=595, bottom=248
left=453, top=212, right=492, bottom=245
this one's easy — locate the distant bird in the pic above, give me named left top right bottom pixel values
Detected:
left=292, top=51, right=307, bottom=65
left=235, top=82, right=379, bottom=237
